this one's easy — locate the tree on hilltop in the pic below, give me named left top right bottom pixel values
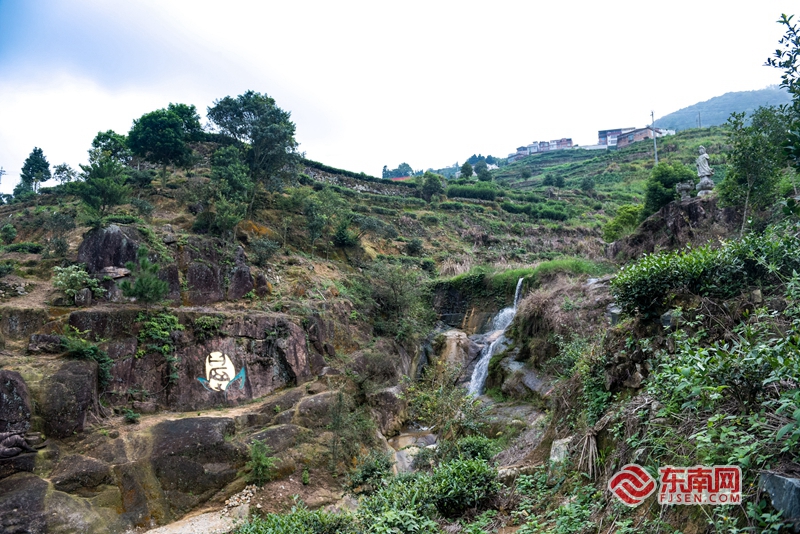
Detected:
left=207, top=90, right=299, bottom=193
left=91, top=130, right=132, bottom=165
left=460, top=162, right=473, bottom=179
left=128, top=108, right=193, bottom=178
left=15, top=147, right=51, bottom=197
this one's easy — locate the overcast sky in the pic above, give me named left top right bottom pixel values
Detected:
left=0, top=1, right=796, bottom=193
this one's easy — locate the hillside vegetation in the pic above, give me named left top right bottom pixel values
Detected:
left=1, top=13, right=800, bottom=534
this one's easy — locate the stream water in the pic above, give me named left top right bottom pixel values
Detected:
left=467, top=278, right=524, bottom=396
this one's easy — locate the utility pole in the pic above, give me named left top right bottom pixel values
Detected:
left=651, top=111, right=659, bottom=165
left=698, top=112, right=702, bottom=129
left=0, top=167, right=5, bottom=185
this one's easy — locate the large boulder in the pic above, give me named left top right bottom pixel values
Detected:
left=185, top=262, right=224, bottom=305
left=157, top=264, right=182, bottom=303
left=295, top=391, right=340, bottom=428
left=51, top=454, right=112, bottom=494
left=759, top=473, right=800, bottom=530
left=0, top=370, right=32, bottom=433
left=40, top=360, right=98, bottom=438
left=227, top=265, right=254, bottom=301
left=149, top=417, right=247, bottom=516
left=77, top=225, right=141, bottom=274
left=0, top=472, right=48, bottom=533
left=250, top=424, right=311, bottom=454
left=368, top=386, right=407, bottom=437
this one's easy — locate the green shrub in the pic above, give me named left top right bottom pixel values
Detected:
left=250, top=237, right=280, bottom=266
left=52, top=265, right=106, bottom=303
left=246, top=441, right=277, bottom=486
left=405, top=238, right=423, bottom=256
left=438, top=201, right=465, bottom=211
left=193, top=315, right=224, bottom=342
left=60, top=327, right=114, bottom=387
left=235, top=502, right=360, bottom=534
left=123, top=408, right=140, bottom=424
left=611, top=222, right=800, bottom=315
left=500, top=202, right=531, bottom=215
left=358, top=472, right=439, bottom=530
left=0, top=261, right=15, bottom=278
left=130, top=198, right=155, bottom=219
left=103, top=214, right=141, bottom=225
left=430, top=458, right=499, bottom=517
left=49, top=237, right=68, bottom=257
left=602, top=204, right=643, bottom=242
left=332, top=220, right=359, bottom=248
left=453, top=435, right=500, bottom=462
left=0, top=224, right=17, bottom=244
left=446, top=184, right=497, bottom=201
left=4, top=242, right=43, bottom=253
left=120, top=247, right=169, bottom=306
left=347, top=450, right=393, bottom=494
left=640, top=162, right=695, bottom=220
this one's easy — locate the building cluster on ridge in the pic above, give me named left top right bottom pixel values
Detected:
left=507, top=126, right=676, bottom=162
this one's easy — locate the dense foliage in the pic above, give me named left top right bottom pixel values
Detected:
left=611, top=222, right=800, bottom=314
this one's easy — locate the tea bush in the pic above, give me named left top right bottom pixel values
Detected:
left=611, top=222, right=800, bottom=315
left=430, top=458, right=499, bottom=517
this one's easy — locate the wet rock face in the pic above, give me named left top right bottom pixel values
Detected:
left=77, top=224, right=141, bottom=274
left=150, top=417, right=247, bottom=516
left=368, top=386, right=407, bottom=437
left=0, top=472, right=114, bottom=534
left=51, top=454, right=112, bottom=494
left=41, top=360, right=98, bottom=438
left=0, top=370, right=32, bottom=433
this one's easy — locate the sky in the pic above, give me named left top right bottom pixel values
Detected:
left=0, top=1, right=796, bottom=193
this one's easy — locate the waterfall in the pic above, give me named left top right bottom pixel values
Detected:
left=467, top=278, right=524, bottom=396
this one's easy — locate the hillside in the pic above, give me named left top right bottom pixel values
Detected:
left=653, top=86, right=791, bottom=131
left=1, top=78, right=799, bottom=534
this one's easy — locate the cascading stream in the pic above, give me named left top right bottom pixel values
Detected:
left=467, top=278, right=524, bottom=396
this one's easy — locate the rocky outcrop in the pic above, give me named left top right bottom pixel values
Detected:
left=0, top=370, right=31, bottom=433
left=51, top=454, right=113, bottom=494
left=227, top=247, right=254, bottom=301
left=368, top=386, right=407, bottom=437
left=609, top=196, right=740, bottom=262
left=66, top=309, right=317, bottom=412
left=0, top=307, right=49, bottom=341
left=759, top=473, right=800, bottom=530
left=250, top=424, right=311, bottom=454
left=150, top=418, right=247, bottom=516
left=77, top=225, right=141, bottom=274
left=0, top=472, right=115, bottom=534
left=40, top=360, right=98, bottom=438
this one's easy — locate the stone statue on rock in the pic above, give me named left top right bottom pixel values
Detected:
left=695, top=146, right=715, bottom=197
